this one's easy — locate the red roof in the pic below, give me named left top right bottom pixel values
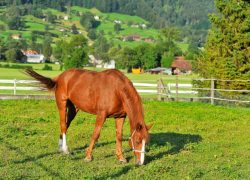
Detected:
left=171, top=56, right=192, bottom=71
left=23, top=50, right=39, bottom=55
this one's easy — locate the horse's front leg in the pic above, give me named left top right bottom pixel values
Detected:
left=115, top=117, right=127, bottom=163
left=84, top=112, right=106, bottom=162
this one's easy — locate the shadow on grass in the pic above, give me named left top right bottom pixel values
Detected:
left=147, top=132, right=202, bottom=162
left=0, top=137, right=62, bottom=178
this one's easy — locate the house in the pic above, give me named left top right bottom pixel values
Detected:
left=11, top=34, right=21, bottom=40
left=123, top=34, right=141, bottom=41
left=144, top=37, right=154, bottom=43
left=88, top=55, right=115, bottom=69
left=146, top=67, right=171, bottom=75
left=141, top=24, right=147, bottom=29
left=23, top=50, right=45, bottom=63
left=64, top=15, right=69, bottom=20
left=171, top=56, right=192, bottom=75
left=114, top=20, right=122, bottom=24
left=103, top=60, right=115, bottom=69
left=131, top=24, right=139, bottom=28
left=94, top=16, right=100, bottom=21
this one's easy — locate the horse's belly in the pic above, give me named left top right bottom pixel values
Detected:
left=70, top=93, right=125, bottom=117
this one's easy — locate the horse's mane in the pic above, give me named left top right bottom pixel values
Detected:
left=115, top=71, right=148, bottom=140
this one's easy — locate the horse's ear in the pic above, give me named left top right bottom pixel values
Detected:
left=136, top=123, right=143, bottom=131
left=146, top=123, right=154, bottom=131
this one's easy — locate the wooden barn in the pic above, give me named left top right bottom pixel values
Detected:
left=171, top=56, right=192, bottom=75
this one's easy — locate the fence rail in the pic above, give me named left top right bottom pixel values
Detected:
left=0, top=78, right=249, bottom=105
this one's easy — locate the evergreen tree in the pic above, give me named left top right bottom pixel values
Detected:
left=42, top=36, right=52, bottom=61
left=195, top=0, right=250, bottom=96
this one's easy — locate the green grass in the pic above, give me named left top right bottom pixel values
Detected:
left=0, top=100, right=249, bottom=178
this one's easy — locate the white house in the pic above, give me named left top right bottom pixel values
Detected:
left=26, top=54, right=45, bottom=63
left=104, top=60, right=115, bottom=69
left=94, top=16, right=100, bottom=21
left=64, top=16, right=69, bottom=20
left=88, top=55, right=115, bottom=69
left=22, top=50, right=45, bottom=63
left=114, top=20, right=121, bottom=24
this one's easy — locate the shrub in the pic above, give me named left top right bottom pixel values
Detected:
left=42, top=64, right=53, bottom=71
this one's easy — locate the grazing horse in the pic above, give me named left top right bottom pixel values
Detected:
left=25, top=68, right=152, bottom=165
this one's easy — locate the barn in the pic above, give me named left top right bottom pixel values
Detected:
left=171, top=56, right=192, bottom=75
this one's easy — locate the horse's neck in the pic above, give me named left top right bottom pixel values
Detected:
left=126, top=100, right=145, bottom=132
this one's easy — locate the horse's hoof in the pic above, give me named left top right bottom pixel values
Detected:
left=119, top=158, right=127, bottom=164
left=84, top=156, right=92, bottom=162
left=59, top=147, right=69, bottom=154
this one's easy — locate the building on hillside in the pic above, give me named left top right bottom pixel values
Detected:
left=22, top=50, right=45, bottom=63
left=144, top=37, right=154, bottom=43
left=94, top=16, right=100, bottom=21
left=141, top=24, right=147, bottom=29
left=64, top=16, right=69, bottom=20
left=114, top=20, right=122, bottom=24
left=171, top=56, right=192, bottom=75
left=12, top=34, right=22, bottom=40
left=122, top=34, right=141, bottom=42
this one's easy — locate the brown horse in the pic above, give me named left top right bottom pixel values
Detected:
left=25, top=68, right=152, bottom=165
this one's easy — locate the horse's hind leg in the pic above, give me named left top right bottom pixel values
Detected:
left=66, top=100, right=78, bottom=129
left=115, top=117, right=127, bottom=163
left=84, top=112, right=106, bottom=162
left=58, top=99, right=78, bottom=154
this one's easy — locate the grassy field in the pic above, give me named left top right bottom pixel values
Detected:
left=0, top=100, right=249, bottom=179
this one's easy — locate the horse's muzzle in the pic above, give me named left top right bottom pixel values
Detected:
left=136, top=160, right=144, bottom=166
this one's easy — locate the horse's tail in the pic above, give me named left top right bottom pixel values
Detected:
left=24, top=69, right=56, bottom=91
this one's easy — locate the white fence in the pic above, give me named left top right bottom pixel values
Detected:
left=0, top=78, right=250, bottom=105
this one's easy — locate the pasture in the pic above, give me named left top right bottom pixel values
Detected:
left=0, top=100, right=249, bottom=179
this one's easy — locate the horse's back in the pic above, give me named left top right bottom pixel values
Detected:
left=55, top=69, right=132, bottom=117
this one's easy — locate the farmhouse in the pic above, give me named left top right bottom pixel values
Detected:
left=94, top=16, right=100, bottom=20
left=23, top=50, right=45, bottom=63
left=171, top=56, right=192, bottom=75
left=123, top=34, right=141, bottom=41
left=11, top=34, right=21, bottom=40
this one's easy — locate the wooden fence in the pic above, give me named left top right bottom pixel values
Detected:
left=0, top=78, right=250, bottom=105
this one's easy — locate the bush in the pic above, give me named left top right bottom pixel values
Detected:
left=42, top=64, right=53, bottom=71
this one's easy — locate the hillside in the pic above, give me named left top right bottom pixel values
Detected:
left=0, top=6, right=161, bottom=48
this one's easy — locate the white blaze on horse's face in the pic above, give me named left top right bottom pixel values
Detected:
left=140, top=139, right=146, bottom=164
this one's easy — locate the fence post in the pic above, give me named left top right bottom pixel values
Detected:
left=176, top=75, right=179, bottom=102
left=157, top=79, right=162, bottom=101
left=14, top=79, right=16, bottom=95
left=210, top=78, right=215, bottom=105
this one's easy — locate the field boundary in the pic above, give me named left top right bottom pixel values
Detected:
left=0, top=78, right=249, bottom=105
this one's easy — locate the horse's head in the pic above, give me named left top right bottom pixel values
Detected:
left=129, top=123, right=153, bottom=165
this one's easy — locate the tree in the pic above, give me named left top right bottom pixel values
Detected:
left=93, top=35, right=111, bottom=62
left=71, top=24, right=79, bottom=34
left=87, top=29, right=97, bottom=40
left=195, top=0, right=250, bottom=96
left=114, top=23, right=121, bottom=34
left=134, top=43, right=157, bottom=70
left=5, top=48, right=25, bottom=62
left=53, top=35, right=88, bottom=70
left=42, top=36, right=52, bottom=61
